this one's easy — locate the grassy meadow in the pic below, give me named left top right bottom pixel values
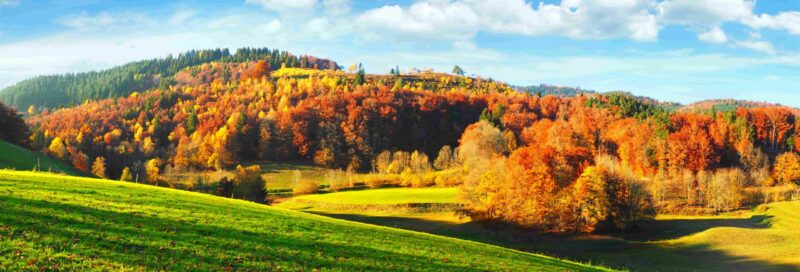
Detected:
left=278, top=187, right=800, bottom=271
left=0, top=140, right=83, bottom=176
left=0, top=169, right=608, bottom=271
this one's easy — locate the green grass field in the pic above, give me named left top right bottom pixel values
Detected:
left=0, top=140, right=83, bottom=176
left=285, top=187, right=459, bottom=205
left=278, top=187, right=800, bottom=271
left=0, top=170, right=609, bottom=271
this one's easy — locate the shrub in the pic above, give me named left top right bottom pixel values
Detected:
left=292, top=170, right=318, bottom=195
left=233, top=165, right=266, bottom=203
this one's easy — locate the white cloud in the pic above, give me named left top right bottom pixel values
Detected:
left=323, top=0, right=350, bottom=15
left=657, top=0, right=753, bottom=26
left=698, top=26, right=727, bottom=43
left=356, top=1, right=479, bottom=42
left=0, top=0, right=19, bottom=7
left=245, top=0, right=318, bottom=13
left=743, top=11, right=800, bottom=35
left=657, top=0, right=800, bottom=45
left=57, top=11, right=149, bottom=29
left=735, top=40, right=775, bottom=54
left=356, top=0, right=660, bottom=43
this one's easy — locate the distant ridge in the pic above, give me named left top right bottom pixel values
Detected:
left=0, top=47, right=338, bottom=111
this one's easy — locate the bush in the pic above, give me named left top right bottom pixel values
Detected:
left=233, top=165, right=266, bottom=203
left=292, top=170, right=319, bottom=195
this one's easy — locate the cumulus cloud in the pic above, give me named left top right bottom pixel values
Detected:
left=357, top=0, right=660, bottom=42
left=356, top=1, right=479, bottom=42
left=698, top=26, right=727, bottom=43
left=742, top=11, right=800, bottom=35
left=657, top=0, right=753, bottom=26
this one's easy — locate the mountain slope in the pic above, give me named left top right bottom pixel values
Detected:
left=0, top=140, right=82, bottom=175
left=0, top=170, right=609, bottom=271
left=0, top=47, right=338, bottom=110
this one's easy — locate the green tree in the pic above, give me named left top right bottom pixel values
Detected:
left=452, top=65, right=465, bottom=76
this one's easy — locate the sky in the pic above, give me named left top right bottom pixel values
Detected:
left=0, top=0, right=798, bottom=106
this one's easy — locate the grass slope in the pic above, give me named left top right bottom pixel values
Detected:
left=0, top=140, right=82, bottom=176
left=0, top=170, right=608, bottom=271
left=279, top=188, right=800, bottom=271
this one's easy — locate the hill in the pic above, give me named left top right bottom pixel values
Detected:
left=278, top=188, right=800, bottom=271
left=0, top=47, right=338, bottom=110
left=678, top=99, right=800, bottom=114
left=0, top=140, right=82, bottom=175
left=0, top=170, right=609, bottom=271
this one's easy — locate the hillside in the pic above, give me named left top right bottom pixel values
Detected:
left=678, top=99, right=800, bottom=114
left=278, top=188, right=800, bottom=271
left=0, top=170, right=609, bottom=271
left=0, top=140, right=82, bottom=175
left=0, top=47, right=338, bottom=110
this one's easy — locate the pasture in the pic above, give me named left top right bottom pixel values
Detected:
left=0, top=170, right=607, bottom=271
left=278, top=187, right=800, bottom=271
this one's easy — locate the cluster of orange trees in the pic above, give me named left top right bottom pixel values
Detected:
left=25, top=59, right=800, bottom=232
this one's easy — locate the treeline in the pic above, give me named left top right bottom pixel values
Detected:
left=516, top=84, right=595, bottom=97
left=26, top=59, right=800, bottom=233
left=0, top=47, right=338, bottom=111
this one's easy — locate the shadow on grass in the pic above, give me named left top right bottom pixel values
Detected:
left=306, top=211, right=797, bottom=272
left=0, top=194, right=594, bottom=271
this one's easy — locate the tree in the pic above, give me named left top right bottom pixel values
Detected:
left=707, top=168, right=745, bottom=212
left=452, top=65, right=465, bottom=76
left=773, top=152, right=800, bottom=184
left=48, top=137, right=67, bottom=159
left=232, top=165, right=266, bottom=203
left=0, top=100, right=30, bottom=146
left=573, top=166, right=610, bottom=232
left=120, top=167, right=134, bottom=181
left=354, top=63, right=365, bottom=85
left=458, top=120, right=506, bottom=163
left=92, top=156, right=108, bottom=178
left=145, top=158, right=162, bottom=185
left=433, top=145, right=456, bottom=170
left=72, top=151, right=90, bottom=172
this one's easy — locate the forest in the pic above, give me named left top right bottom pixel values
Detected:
left=5, top=48, right=800, bottom=234
left=0, top=47, right=338, bottom=111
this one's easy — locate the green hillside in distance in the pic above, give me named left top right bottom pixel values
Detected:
left=0, top=140, right=83, bottom=176
left=0, top=170, right=610, bottom=271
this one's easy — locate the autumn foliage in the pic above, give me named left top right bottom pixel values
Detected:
left=23, top=54, right=800, bottom=233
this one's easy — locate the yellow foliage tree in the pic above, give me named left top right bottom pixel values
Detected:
left=91, top=156, right=107, bottom=178
left=773, top=152, right=800, bottom=184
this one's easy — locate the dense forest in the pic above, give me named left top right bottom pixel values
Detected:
left=0, top=48, right=338, bottom=111
left=13, top=48, right=800, bottom=233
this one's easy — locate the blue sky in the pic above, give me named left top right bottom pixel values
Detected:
left=1, top=0, right=798, bottom=106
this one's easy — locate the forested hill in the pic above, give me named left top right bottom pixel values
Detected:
left=0, top=47, right=338, bottom=111
left=515, top=84, right=596, bottom=97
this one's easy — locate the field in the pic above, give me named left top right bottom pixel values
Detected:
left=161, top=161, right=372, bottom=195
left=278, top=188, right=800, bottom=271
left=0, top=140, right=83, bottom=176
left=0, top=170, right=608, bottom=271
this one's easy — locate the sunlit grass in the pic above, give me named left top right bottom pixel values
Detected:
left=0, top=170, right=608, bottom=271
left=279, top=185, right=800, bottom=271
left=287, top=187, right=459, bottom=205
